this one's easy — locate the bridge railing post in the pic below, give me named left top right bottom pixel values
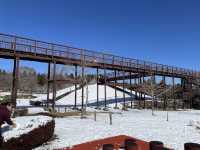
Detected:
left=13, top=36, right=16, bottom=54
left=34, top=40, right=37, bottom=55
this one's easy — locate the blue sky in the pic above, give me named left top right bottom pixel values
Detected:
left=0, top=0, right=200, bottom=73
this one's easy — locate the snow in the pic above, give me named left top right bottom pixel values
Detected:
left=27, top=107, right=47, bottom=114
left=35, top=109, right=200, bottom=150
left=189, top=119, right=200, bottom=129
left=17, top=98, right=31, bottom=106
left=16, top=86, right=76, bottom=106
left=32, top=86, right=76, bottom=102
left=2, top=115, right=53, bottom=142
left=16, top=83, right=151, bottom=107
left=0, top=92, right=11, bottom=97
left=56, top=84, right=131, bottom=106
left=5, top=83, right=199, bottom=150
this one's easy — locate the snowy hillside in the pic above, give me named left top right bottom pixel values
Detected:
left=56, top=84, right=132, bottom=106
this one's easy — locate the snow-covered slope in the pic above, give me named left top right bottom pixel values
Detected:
left=16, top=83, right=151, bottom=107
left=33, top=86, right=76, bottom=101
left=56, top=84, right=132, bottom=106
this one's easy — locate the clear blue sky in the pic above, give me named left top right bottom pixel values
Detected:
left=0, top=0, right=200, bottom=73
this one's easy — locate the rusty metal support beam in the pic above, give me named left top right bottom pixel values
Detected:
left=181, top=78, right=185, bottom=109
left=104, top=66, right=107, bottom=108
left=163, top=76, right=167, bottom=110
left=74, top=65, right=77, bottom=108
left=115, top=70, right=117, bottom=108
left=135, top=78, right=137, bottom=100
left=130, top=72, right=133, bottom=108
left=11, top=57, right=19, bottom=107
left=97, top=68, right=99, bottom=108
left=81, top=63, right=84, bottom=109
left=172, top=77, right=176, bottom=110
left=123, top=71, right=125, bottom=108
left=139, top=77, right=142, bottom=108
left=152, top=74, right=156, bottom=109
left=143, top=75, right=146, bottom=109
left=47, top=62, right=50, bottom=108
left=52, top=61, right=56, bottom=111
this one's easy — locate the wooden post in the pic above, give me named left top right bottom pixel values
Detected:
left=166, top=111, right=169, bottom=121
left=11, top=57, right=20, bottom=108
left=109, top=112, right=112, bottom=125
left=94, top=111, right=97, bottom=121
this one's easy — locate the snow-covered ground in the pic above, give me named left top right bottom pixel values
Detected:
left=34, top=109, right=200, bottom=150
left=3, top=84, right=199, bottom=150
left=2, top=115, right=53, bottom=142
left=17, top=98, right=32, bottom=106
left=27, top=107, right=47, bottom=114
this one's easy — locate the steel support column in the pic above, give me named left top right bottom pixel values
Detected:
left=152, top=74, right=156, bottom=109
left=114, top=70, right=117, bottom=108
left=139, top=77, right=142, bottom=108
left=129, top=72, right=133, bottom=108
left=181, top=78, right=185, bottom=109
left=123, top=71, right=125, bottom=109
left=81, top=63, right=84, bottom=109
left=172, top=77, right=176, bottom=110
left=52, top=61, right=56, bottom=111
left=135, top=78, right=137, bottom=100
left=74, top=65, right=77, bottom=108
left=96, top=68, right=99, bottom=108
left=104, top=67, right=107, bottom=108
left=163, top=76, right=167, bottom=110
left=47, top=62, right=50, bottom=108
left=11, top=57, right=20, bottom=107
left=143, top=75, right=146, bottom=109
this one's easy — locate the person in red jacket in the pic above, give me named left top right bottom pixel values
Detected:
left=0, top=101, right=16, bottom=147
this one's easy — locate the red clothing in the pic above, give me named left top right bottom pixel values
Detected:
left=0, top=105, right=13, bottom=127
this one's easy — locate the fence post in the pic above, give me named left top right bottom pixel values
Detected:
left=65, top=107, right=67, bottom=113
left=58, top=107, right=60, bottom=113
left=109, top=112, right=112, bottom=125
left=94, top=111, right=97, bottom=121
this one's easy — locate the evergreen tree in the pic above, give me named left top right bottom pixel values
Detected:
left=37, top=74, right=46, bottom=86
